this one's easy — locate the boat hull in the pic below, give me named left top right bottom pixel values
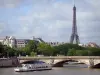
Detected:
left=14, top=67, right=52, bottom=72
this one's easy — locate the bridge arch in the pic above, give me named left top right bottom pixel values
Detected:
left=93, top=63, right=100, bottom=68
left=53, top=59, right=78, bottom=67
left=53, top=59, right=89, bottom=67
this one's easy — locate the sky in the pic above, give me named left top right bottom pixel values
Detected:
left=0, top=0, right=100, bottom=44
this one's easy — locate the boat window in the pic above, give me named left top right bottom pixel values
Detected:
left=42, top=66, right=45, bottom=68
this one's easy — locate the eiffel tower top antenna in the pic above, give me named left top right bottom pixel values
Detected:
left=73, top=0, right=75, bottom=6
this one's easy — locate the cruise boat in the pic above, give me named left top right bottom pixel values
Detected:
left=14, top=60, right=52, bottom=72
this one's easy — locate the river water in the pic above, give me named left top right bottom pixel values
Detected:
left=0, top=64, right=100, bottom=75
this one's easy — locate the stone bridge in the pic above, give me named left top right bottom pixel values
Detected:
left=18, top=56, right=100, bottom=68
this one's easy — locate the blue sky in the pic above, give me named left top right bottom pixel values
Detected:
left=0, top=0, right=100, bottom=44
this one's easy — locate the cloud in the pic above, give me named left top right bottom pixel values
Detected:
left=0, top=0, right=21, bottom=8
left=16, top=1, right=72, bottom=40
left=0, top=0, right=100, bottom=44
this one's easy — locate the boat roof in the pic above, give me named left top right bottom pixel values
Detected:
left=21, top=60, right=45, bottom=64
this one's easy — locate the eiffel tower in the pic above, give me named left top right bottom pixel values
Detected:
left=70, top=1, right=80, bottom=44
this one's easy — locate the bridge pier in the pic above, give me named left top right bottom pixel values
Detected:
left=88, top=59, right=94, bottom=68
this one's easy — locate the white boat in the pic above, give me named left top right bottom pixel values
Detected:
left=14, top=60, right=52, bottom=72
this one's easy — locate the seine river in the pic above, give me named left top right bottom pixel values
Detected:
left=0, top=65, right=100, bottom=75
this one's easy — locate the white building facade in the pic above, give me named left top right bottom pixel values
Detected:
left=0, top=36, right=30, bottom=48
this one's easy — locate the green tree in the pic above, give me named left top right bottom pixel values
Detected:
left=26, top=40, right=37, bottom=51
left=30, top=52, right=36, bottom=56
left=37, top=43, right=55, bottom=56
left=2, top=45, right=17, bottom=57
left=0, top=42, right=4, bottom=57
left=21, top=40, right=38, bottom=55
left=53, top=44, right=69, bottom=55
left=87, top=47, right=100, bottom=56
left=75, top=50, right=88, bottom=56
left=53, top=43, right=85, bottom=56
left=67, top=49, right=76, bottom=56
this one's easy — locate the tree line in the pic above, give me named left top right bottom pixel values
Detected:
left=0, top=40, right=100, bottom=57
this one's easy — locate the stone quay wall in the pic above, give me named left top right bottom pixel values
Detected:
left=0, top=57, right=19, bottom=67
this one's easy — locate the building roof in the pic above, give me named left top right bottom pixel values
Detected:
left=15, top=39, right=30, bottom=44
left=16, top=39, right=30, bottom=41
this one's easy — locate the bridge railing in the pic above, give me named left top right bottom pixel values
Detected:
left=18, top=56, right=100, bottom=60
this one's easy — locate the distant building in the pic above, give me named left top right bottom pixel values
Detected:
left=15, top=39, right=30, bottom=48
left=78, top=44, right=86, bottom=47
left=0, top=36, right=66, bottom=48
left=78, top=43, right=100, bottom=48
left=86, top=42, right=100, bottom=48
left=0, top=36, right=30, bottom=48
left=46, top=42, right=65, bottom=46
left=0, top=36, right=16, bottom=48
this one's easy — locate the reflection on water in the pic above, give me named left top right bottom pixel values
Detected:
left=0, top=64, right=100, bottom=75
left=63, top=63, right=88, bottom=68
